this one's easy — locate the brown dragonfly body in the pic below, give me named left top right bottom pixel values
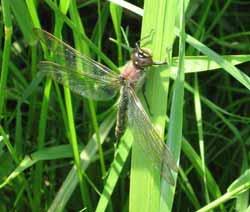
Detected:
left=115, top=46, right=153, bottom=139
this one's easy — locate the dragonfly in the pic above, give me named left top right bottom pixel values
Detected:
left=34, top=28, right=178, bottom=185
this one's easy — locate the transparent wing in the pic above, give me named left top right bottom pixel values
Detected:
left=34, top=28, right=118, bottom=78
left=39, top=61, right=120, bottom=101
left=34, top=28, right=120, bottom=100
left=127, top=87, right=178, bottom=185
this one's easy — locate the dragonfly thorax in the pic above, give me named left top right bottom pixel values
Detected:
left=120, top=46, right=153, bottom=86
left=120, top=61, right=143, bottom=86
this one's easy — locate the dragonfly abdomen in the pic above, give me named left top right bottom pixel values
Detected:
left=115, top=86, right=128, bottom=139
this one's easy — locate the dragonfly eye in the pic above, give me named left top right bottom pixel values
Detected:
left=136, top=51, right=150, bottom=59
left=131, top=47, right=153, bottom=69
left=138, top=53, right=144, bottom=58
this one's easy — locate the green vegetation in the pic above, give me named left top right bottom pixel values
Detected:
left=0, top=0, right=250, bottom=211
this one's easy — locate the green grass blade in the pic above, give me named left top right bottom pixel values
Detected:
left=0, top=145, right=76, bottom=188
left=69, top=1, right=107, bottom=178
left=25, top=0, right=41, bottom=28
left=161, top=1, right=185, bottom=210
left=91, top=2, right=110, bottom=46
left=0, top=0, right=12, bottom=120
left=178, top=167, right=201, bottom=210
left=32, top=78, right=52, bottom=209
left=0, top=127, right=35, bottom=210
left=110, top=3, right=123, bottom=66
left=53, top=2, right=92, bottom=209
left=96, top=130, right=133, bottom=212
left=129, top=0, right=179, bottom=211
left=9, top=0, right=35, bottom=44
left=170, top=55, right=250, bottom=76
left=108, top=0, right=143, bottom=16
left=0, top=126, right=19, bottom=164
left=0, top=111, right=115, bottom=186
left=48, top=111, right=116, bottom=211
left=182, top=138, right=222, bottom=202
left=182, top=31, right=250, bottom=90
left=194, top=74, right=210, bottom=203
left=197, top=169, right=250, bottom=212
left=15, top=105, right=23, bottom=156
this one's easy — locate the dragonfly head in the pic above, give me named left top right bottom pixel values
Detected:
left=131, top=43, right=153, bottom=69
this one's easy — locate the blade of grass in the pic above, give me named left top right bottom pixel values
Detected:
left=0, top=127, right=35, bottom=210
left=0, top=110, right=115, bottom=188
left=22, top=2, right=52, bottom=209
left=14, top=105, right=23, bottom=156
left=48, top=111, right=116, bottom=211
left=161, top=1, right=185, bottom=210
left=0, top=51, right=28, bottom=88
left=69, top=0, right=107, bottom=181
left=129, top=0, right=179, bottom=211
left=110, top=2, right=123, bottom=66
left=53, top=1, right=92, bottom=209
left=0, top=144, right=77, bottom=188
left=0, top=126, right=19, bottom=164
left=95, top=130, right=133, bottom=212
left=97, top=0, right=102, bottom=61
left=178, top=167, right=201, bottom=210
left=25, top=0, right=41, bottom=28
left=170, top=55, right=250, bottom=76
left=24, top=45, right=38, bottom=143
left=182, top=31, right=250, bottom=90
left=0, top=0, right=12, bottom=120
left=91, top=2, right=109, bottom=47
left=9, top=0, right=35, bottom=44
left=182, top=138, right=222, bottom=202
left=0, top=4, right=38, bottom=206
left=197, top=169, right=250, bottom=212
left=108, top=0, right=143, bottom=16
left=32, top=78, right=52, bottom=208
left=186, top=22, right=250, bottom=210
left=204, top=0, right=233, bottom=41
left=24, top=0, right=40, bottom=145
left=187, top=1, right=212, bottom=205
left=9, top=1, right=52, bottom=209
left=194, top=74, right=210, bottom=203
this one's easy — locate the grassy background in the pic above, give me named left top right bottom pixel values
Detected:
left=0, top=0, right=250, bottom=211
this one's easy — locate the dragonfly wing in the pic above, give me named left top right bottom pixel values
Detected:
left=38, top=61, right=119, bottom=101
left=127, top=87, right=178, bottom=185
left=34, top=28, right=119, bottom=76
